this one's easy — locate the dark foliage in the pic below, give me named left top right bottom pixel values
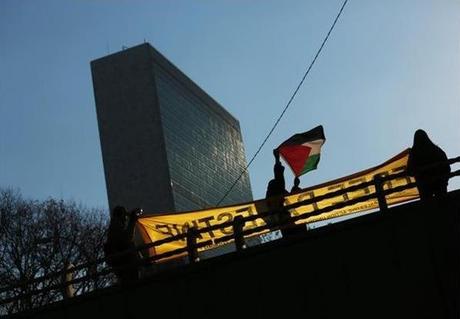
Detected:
left=0, top=188, right=111, bottom=315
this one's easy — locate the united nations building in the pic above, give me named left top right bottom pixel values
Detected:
left=91, top=43, right=253, bottom=214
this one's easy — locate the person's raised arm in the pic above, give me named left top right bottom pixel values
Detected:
left=126, top=208, right=143, bottom=239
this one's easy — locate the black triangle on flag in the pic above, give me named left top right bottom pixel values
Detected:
left=277, top=125, right=326, bottom=177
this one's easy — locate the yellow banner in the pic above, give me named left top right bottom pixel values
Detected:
left=136, top=149, right=418, bottom=258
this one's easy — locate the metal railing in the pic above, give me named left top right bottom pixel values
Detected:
left=1, top=156, right=459, bottom=313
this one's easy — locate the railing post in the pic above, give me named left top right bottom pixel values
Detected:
left=88, top=263, right=99, bottom=290
left=62, top=262, right=75, bottom=299
left=373, top=174, right=388, bottom=211
left=233, top=215, right=246, bottom=251
left=186, top=227, right=199, bottom=263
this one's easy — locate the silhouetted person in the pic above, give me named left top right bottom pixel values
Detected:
left=266, top=149, right=288, bottom=197
left=407, top=129, right=450, bottom=200
left=265, top=150, right=288, bottom=227
left=104, top=206, right=141, bottom=285
left=291, top=177, right=302, bottom=194
left=265, top=150, right=301, bottom=238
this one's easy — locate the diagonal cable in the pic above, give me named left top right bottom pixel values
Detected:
left=216, top=0, right=349, bottom=206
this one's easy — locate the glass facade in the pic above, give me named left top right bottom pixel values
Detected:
left=154, top=63, right=253, bottom=211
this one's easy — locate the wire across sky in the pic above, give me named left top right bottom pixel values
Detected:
left=216, top=0, right=349, bottom=206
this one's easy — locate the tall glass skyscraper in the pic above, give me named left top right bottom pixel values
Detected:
left=91, top=43, right=252, bottom=214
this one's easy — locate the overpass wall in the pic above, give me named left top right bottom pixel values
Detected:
left=12, top=191, right=460, bottom=319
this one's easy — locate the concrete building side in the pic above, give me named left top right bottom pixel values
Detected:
left=150, top=50, right=252, bottom=210
left=91, top=43, right=252, bottom=214
left=91, top=45, right=175, bottom=213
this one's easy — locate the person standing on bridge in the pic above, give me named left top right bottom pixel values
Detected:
left=267, top=126, right=326, bottom=237
left=407, top=129, right=450, bottom=200
left=265, top=149, right=300, bottom=238
left=265, top=149, right=288, bottom=226
left=104, top=206, right=142, bottom=285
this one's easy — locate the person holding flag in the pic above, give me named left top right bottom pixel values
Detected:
left=264, top=149, right=290, bottom=234
left=264, top=125, right=326, bottom=238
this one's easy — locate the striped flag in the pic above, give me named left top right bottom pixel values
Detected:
left=277, top=125, right=326, bottom=177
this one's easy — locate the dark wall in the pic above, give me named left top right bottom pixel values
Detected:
left=12, top=191, right=460, bottom=319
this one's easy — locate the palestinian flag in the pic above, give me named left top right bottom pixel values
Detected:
left=277, top=125, right=326, bottom=177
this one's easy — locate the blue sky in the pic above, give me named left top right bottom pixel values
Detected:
left=1, top=0, right=459, bottom=210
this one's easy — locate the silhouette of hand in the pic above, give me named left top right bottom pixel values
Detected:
left=129, top=208, right=143, bottom=219
left=294, top=177, right=300, bottom=186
